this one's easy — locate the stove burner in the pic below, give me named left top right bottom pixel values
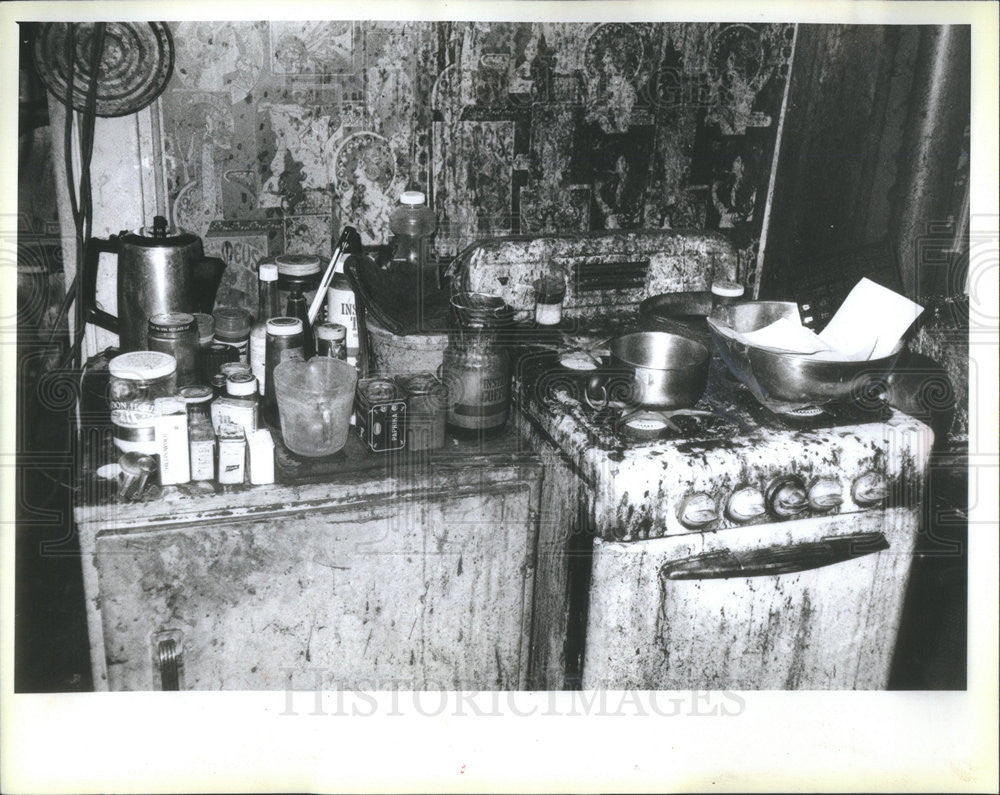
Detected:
left=777, top=405, right=826, bottom=418
left=615, top=407, right=743, bottom=441
left=558, top=350, right=600, bottom=370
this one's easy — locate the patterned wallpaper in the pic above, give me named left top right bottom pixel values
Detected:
left=158, top=21, right=793, bottom=308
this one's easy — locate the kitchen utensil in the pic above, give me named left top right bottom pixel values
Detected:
left=308, top=228, right=357, bottom=325
left=584, top=331, right=709, bottom=410
left=83, top=215, right=226, bottom=352
left=707, top=301, right=903, bottom=411
left=272, top=358, right=357, bottom=457
left=33, top=22, right=174, bottom=117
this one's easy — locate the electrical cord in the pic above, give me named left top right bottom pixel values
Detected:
left=43, top=23, right=106, bottom=371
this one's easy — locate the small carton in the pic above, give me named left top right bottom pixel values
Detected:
left=153, top=397, right=190, bottom=485
left=216, top=423, right=246, bottom=485
left=246, top=428, right=275, bottom=485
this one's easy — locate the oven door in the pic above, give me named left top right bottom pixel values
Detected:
left=581, top=508, right=918, bottom=689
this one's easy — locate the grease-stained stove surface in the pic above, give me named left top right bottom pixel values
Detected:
left=517, top=344, right=933, bottom=542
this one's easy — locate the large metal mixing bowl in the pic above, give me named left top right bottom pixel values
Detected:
left=706, top=301, right=903, bottom=410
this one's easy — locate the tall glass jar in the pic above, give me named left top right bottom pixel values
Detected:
left=441, top=292, right=514, bottom=439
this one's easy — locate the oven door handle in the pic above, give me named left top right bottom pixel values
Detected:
left=660, top=532, right=890, bottom=580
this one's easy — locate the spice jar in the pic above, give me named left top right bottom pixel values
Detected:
left=532, top=274, right=567, bottom=326
left=108, top=351, right=177, bottom=455
left=441, top=292, right=513, bottom=439
left=213, top=306, right=253, bottom=363
left=315, top=321, right=348, bottom=360
left=147, top=312, right=199, bottom=387
left=210, top=372, right=227, bottom=399
left=203, top=341, right=238, bottom=382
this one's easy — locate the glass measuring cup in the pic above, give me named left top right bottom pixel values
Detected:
left=273, top=358, right=358, bottom=456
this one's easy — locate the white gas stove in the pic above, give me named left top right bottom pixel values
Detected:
left=516, top=349, right=934, bottom=689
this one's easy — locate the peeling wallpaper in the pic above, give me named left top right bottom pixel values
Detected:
left=157, top=21, right=793, bottom=307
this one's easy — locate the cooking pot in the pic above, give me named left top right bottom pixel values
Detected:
left=84, top=215, right=226, bottom=352
left=583, top=331, right=709, bottom=410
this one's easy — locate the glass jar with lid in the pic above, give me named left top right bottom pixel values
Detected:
left=213, top=306, right=253, bottom=363
left=108, top=350, right=177, bottom=454
left=147, top=312, right=199, bottom=386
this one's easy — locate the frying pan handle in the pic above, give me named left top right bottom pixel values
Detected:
left=82, top=236, right=120, bottom=334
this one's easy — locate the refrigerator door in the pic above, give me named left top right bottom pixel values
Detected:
left=582, top=508, right=919, bottom=690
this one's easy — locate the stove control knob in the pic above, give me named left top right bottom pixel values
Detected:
left=852, top=471, right=889, bottom=506
left=725, top=487, right=766, bottom=523
left=678, top=492, right=719, bottom=529
left=765, top=476, right=808, bottom=519
left=808, top=478, right=844, bottom=512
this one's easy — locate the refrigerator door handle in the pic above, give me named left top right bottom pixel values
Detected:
left=660, top=531, right=890, bottom=580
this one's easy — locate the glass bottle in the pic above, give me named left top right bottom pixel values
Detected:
left=326, top=252, right=359, bottom=366
left=250, top=262, right=281, bottom=395
left=389, top=190, right=437, bottom=271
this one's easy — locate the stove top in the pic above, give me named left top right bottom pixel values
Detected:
left=512, top=322, right=931, bottom=543
left=516, top=345, right=892, bottom=454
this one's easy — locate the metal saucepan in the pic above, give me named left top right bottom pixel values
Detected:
left=583, top=331, right=709, bottom=410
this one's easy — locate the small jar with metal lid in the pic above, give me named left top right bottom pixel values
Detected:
left=226, top=371, right=259, bottom=400
left=210, top=372, right=228, bottom=399
left=395, top=371, right=447, bottom=451
left=108, top=351, right=177, bottom=455
left=710, top=280, right=745, bottom=309
left=213, top=306, right=253, bottom=364
left=220, top=361, right=252, bottom=381
left=315, top=321, right=348, bottom=360
left=147, top=312, right=199, bottom=387
left=203, top=341, right=238, bottom=382
left=264, top=317, right=305, bottom=426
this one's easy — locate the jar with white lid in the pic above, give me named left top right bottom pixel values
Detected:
left=108, top=351, right=177, bottom=454
left=710, top=280, right=745, bottom=309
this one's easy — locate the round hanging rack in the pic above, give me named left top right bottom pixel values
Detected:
left=33, top=21, right=174, bottom=117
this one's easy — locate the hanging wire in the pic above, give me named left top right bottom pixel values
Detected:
left=32, top=23, right=109, bottom=494
left=42, top=22, right=107, bottom=371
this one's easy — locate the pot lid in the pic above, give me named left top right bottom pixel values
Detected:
left=122, top=215, right=200, bottom=248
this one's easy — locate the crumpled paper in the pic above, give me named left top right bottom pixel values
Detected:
left=739, top=278, right=923, bottom=361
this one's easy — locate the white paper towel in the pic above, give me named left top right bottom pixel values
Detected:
left=729, top=278, right=923, bottom=361
left=818, top=277, right=924, bottom=359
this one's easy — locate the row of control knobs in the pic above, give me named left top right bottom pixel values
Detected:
left=678, top=472, right=889, bottom=529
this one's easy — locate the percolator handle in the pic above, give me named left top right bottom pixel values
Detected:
left=82, top=236, right=121, bottom=334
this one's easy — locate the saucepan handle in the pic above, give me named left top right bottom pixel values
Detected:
left=583, top=368, right=636, bottom=410
left=82, top=236, right=121, bottom=334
